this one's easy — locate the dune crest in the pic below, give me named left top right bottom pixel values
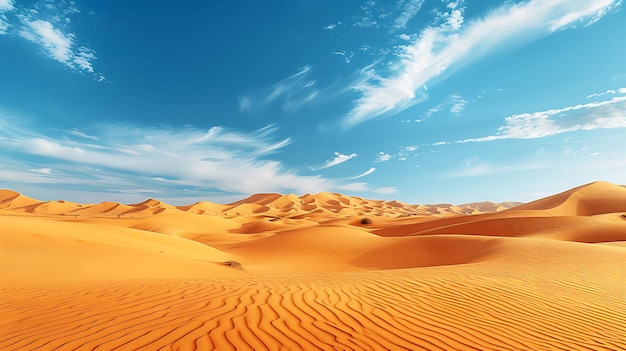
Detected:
left=509, top=181, right=626, bottom=215
left=1, top=182, right=625, bottom=350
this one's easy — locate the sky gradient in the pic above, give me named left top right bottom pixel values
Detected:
left=1, top=0, right=625, bottom=205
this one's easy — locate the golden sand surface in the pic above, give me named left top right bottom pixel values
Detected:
left=1, top=181, right=625, bottom=350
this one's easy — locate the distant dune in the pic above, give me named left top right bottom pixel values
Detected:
left=1, top=182, right=625, bottom=350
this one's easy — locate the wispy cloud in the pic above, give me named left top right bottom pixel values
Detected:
left=19, top=19, right=74, bottom=62
left=417, top=93, right=468, bottom=121
left=0, top=0, right=14, bottom=12
left=312, top=152, right=357, bottom=170
left=67, top=129, right=99, bottom=140
left=586, top=87, right=626, bottom=98
left=336, top=182, right=398, bottom=195
left=0, top=117, right=341, bottom=198
left=448, top=157, right=544, bottom=178
left=587, top=89, right=617, bottom=98
left=1, top=0, right=105, bottom=80
left=323, top=21, right=343, bottom=30
left=343, top=0, right=621, bottom=127
left=332, top=51, right=354, bottom=64
left=372, top=186, right=397, bottom=194
left=0, top=0, right=13, bottom=34
left=459, top=94, right=626, bottom=142
left=240, top=66, right=320, bottom=113
left=449, top=94, right=468, bottom=116
left=347, top=167, right=376, bottom=180
left=393, top=0, right=425, bottom=30
left=375, top=152, right=392, bottom=162
left=336, top=182, right=370, bottom=192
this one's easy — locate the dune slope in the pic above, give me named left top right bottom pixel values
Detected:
left=1, top=182, right=625, bottom=350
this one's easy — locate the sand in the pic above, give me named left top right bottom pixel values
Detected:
left=0, top=181, right=625, bottom=350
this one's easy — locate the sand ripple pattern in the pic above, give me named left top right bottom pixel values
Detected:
left=2, top=268, right=624, bottom=351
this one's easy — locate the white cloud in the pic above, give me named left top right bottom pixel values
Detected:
left=0, top=0, right=14, bottom=11
left=372, top=186, right=397, bottom=194
left=448, top=157, right=546, bottom=177
left=449, top=158, right=495, bottom=177
left=418, top=93, right=468, bottom=121
left=449, top=101, right=466, bottom=114
left=460, top=95, right=626, bottom=142
left=67, top=129, right=98, bottom=140
left=0, top=0, right=12, bottom=34
left=449, top=94, right=468, bottom=116
left=314, top=152, right=357, bottom=170
left=619, top=88, right=626, bottom=94
left=2, top=2, right=105, bottom=80
left=347, top=167, right=376, bottom=180
left=354, top=18, right=377, bottom=28
left=241, top=66, right=320, bottom=113
left=336, top=182, right=370, bottom=192
left=238, top=97, right=251, bottom=112
left=73, top=46, right=97, bottom=72
left=0, top=15, right=9, bottom=34
left=375, top=152, right=392, bottom=162
left=587, top=89, right=617, bottom=98
left=398, top=33, right=411, bottom=41
left=0, top=168, right=58, bottom=183
left=19, top=19, right=74, bottom=62
left=393, top=0, right=424, bottom=29
left=0, top=120, right=341, bottom=196
left=332, top=51, right=354, bottom=63
left=265, top=66, right=313, bottom=102
left=30, top=167, right=52, bottom=174
left=323, top=21, right=342, bottom=30
left=343, top=0, right=620, bottom=127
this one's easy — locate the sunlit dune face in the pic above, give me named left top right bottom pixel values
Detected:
left=1, top=182, right=625, bottom=350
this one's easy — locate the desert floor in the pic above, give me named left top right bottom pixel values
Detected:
left=1, top=181, right=625, bottom=350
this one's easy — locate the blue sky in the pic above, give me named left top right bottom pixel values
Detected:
left=1, top=0, right=626, bottom=205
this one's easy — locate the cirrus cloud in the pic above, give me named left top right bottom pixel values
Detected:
left=311, top=152, right=358, bottom=171
left=2, top=0, right=105, bottom=80
left=343, top=0, right=621, bottom=127
left=0, top=115, right=339, bottom=198
left=459, top=94, right=626, bottom=143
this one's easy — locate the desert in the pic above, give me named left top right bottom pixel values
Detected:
left=0, top=181, right=625, bottom=350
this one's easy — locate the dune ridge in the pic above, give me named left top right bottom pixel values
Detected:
left=1, top=182, right=625, bottom=350
left=0, top=189, right=516, bottom=220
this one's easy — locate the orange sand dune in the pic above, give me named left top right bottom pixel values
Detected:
left=0, top=190, right=40, bottom=209
left=510, top=181, right=626, bottom=215
left=1, top=181, right=625, bottom=350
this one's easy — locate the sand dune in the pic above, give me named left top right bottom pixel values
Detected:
left=509, top=181, right=626, bottom=215
left=1, top=182, right=625, bottom=350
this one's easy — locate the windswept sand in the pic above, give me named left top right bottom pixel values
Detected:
left=1, top=182, right=625, bottom=350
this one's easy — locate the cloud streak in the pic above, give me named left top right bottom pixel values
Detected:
left=0, top=117, right=342, bottom=197
left=1, top=0, right=104, bottom=80
left=343, top=0, right=621, bottom=127
left=240, top=66, right=320, bottom=113
left=375, top=152, right=392, bottom=162
left=347, top=167, right=376, bottom=180
left=312, top=152, right=357, bottom=170
left=0, top=0, right=13, bottom=34
left=0, top=0, right=13, bottom=11
left=393, top=0, right=425, bottom=30
left=459, top=94, right=626, bottom=142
